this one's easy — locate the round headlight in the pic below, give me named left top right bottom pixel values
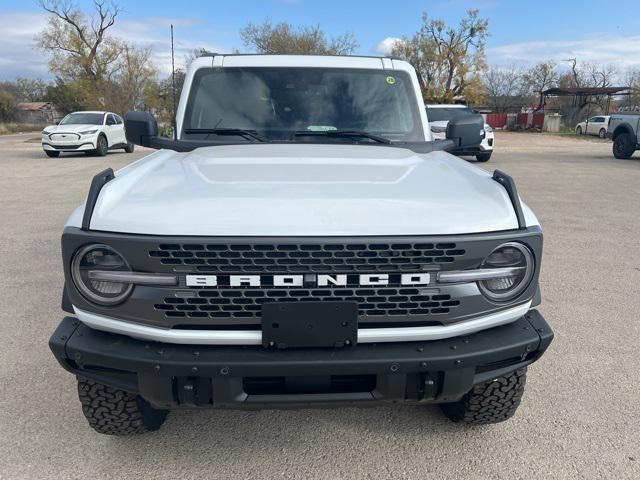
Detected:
left=71, top=244, right=133, bottom=305
left=478, top=242, right=534, bottom=302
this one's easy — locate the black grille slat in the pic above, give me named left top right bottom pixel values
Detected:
left=155, top=287, right=461, bottom=320
left=149, top=242, right=465, bottom=273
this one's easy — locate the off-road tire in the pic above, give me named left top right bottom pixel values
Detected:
left=598, top=128, right=606, bottom=139
left=576, top=126, right=583, bottom=135
left=440, top=368, right=527, bottom=425
left=45, top=150, right=60, bottom=158
left=613, top=132, right=635, bottom=159
left=95, top=134, right=108, bottom=157
left=77, top=377, right=168, bottom=435
left=124, top=142, right=135, bottom=153
left=476, top=152, right=492, bottom=162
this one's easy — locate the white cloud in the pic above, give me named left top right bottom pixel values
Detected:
left=110, top=17, right=228, bottom=75
left=375, top=37, right=403, bottom=55
left=488, top=35, right=640, bottom=69
left=0, top=12, right=49, bottom=79
left=0, top=11, right=228, bottom=80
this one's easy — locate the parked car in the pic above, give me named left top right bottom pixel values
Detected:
left=49, top=54, right=552, bottom=435
left=41, top=111, right=134, bottom=157
left=426, top=104, right=494, bottom=161
left=575, top=115, right=610, bottom=138
left=607, top=113, right=640, bottom=159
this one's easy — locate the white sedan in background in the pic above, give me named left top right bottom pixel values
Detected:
left=426, top=104, right=494, bottom=162
left=42, top=111, right=134, bottom=157
left=575, top=115, right=610, bottom=138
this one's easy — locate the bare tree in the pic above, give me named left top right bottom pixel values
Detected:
left=618, top=68, right=640, bottom=109
left=241, top=19, right=357, bottom=55
left=521, top=61, right=559, bottom=109
left=37, top=0, right=122, bottom=84
left=108, top=44, right=158, bottom=112
left=392, top=10, right=489, bottom=103
left=483, top=65, right=529, bottom=112
left=559, top=58, right=618, bottom=117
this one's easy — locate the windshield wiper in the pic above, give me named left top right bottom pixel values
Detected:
left=183, top=128, right=267, bottom=142
left=294, top=130, right=392, bottom=144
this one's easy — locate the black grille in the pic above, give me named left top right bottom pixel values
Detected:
left=148, top=242, right=466, bottom=273
left=156, top=288, right=460, bottom=320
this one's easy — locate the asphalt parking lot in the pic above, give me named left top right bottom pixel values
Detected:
left=0, top=131, right=639, bottom=479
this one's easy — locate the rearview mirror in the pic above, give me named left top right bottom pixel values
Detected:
left=124, top=111, right=158, bottom=147
left=446, top=114, right=484, bottom=149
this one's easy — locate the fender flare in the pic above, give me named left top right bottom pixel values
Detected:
left=612, top=122, right=636, bottom=141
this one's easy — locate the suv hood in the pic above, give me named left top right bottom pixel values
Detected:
left=73, top=144, right=531, bottom=236
left=46, top=124, right=101, bottom=133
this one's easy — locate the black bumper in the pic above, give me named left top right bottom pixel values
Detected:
left=50, top=311, right=553, bottom=409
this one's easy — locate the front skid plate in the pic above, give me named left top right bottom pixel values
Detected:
left=50, top=310, right=553, bottom=408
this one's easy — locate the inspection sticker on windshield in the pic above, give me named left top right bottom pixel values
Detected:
left=386, top=76, right=396, bottom=85
left=307, top=125, right=338, bottom=131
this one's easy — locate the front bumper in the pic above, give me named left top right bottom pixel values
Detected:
left=42, top=135, right=97, bottom=152
left=50, top=310, right=552, bottom=409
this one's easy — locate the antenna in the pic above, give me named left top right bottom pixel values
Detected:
left=171, top=24, right=177, bottom=140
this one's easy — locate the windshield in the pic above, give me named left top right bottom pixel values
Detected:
left=183, top=67, right=424, bottom=142
left=427, top=107, right=474, bottom=123
left=60, top=113, right=104, bottom=125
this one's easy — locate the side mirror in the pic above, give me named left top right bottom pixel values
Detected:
left=124, top=111, right=158, bottom=147
left=446, top=114, right=484, bottom=148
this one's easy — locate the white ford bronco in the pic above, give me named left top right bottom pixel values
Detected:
left=50, top=54, right=553, bottom=435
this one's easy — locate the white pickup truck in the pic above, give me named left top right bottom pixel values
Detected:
left=49, top=54, right=552, bottom=435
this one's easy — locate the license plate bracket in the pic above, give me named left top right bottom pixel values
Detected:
left=262, top=301, right=358, bottom=349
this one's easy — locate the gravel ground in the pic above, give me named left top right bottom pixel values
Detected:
left=0, top=132, right=639, bottom=479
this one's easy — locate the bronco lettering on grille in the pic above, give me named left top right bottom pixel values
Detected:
left=185, top=273, right=430, bottom=288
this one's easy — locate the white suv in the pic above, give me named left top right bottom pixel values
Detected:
left=426, top=104, right=494, bottom=161
left=49, top=55, right=552, bottom=435
left=42, top=111, right=134, bottom=158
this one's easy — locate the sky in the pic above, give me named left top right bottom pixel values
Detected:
left=1, top=0, right=640, bottom=80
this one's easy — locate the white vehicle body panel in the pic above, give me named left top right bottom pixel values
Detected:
left=68, top=143, right=539, bottom=236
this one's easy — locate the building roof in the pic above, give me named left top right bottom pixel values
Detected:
left=16, top=102, right=53, bottom=111
left=541, top=87, right=634, bottom=96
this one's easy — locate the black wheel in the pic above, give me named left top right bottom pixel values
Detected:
left=124, top=142, right=135, bottom=153
left=440, top=368, right=527, bottom=425
left=476, top=152, right=492, bottom=162
left=45, top=150, right=60, bottom=158
left=613, top=133, right=635, bottom=159
left=598, top=128, right=606, bottom=139
left=77, top=377, right=168, bottom=435
left=576, top=126, right=582, bottom=135
left=95, top=135, right=108, bottom=157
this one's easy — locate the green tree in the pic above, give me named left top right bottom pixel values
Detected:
left=36, top=0, right=158, bottom=114
left=240, top=19, right=357, bottom=55
left=37, top=0, right=122, bottom=108
left=0, top=90, right=16, bottom=121
left=392, top=10, right=489, bottom=104
left=44, top=77, right=86, bottom=114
